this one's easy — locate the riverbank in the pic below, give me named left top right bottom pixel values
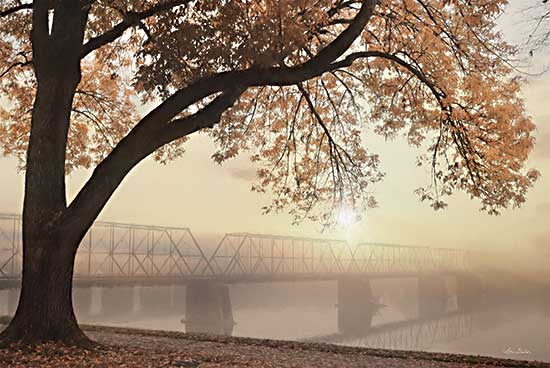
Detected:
left=0, top=324, right=548, bottom=367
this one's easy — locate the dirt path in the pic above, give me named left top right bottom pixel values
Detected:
left=0, top=325, right=548, bottom=367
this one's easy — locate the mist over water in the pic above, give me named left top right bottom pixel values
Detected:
left=15, top=276, right=544, bottom=362
left=1, top=219, right=548, bottom=362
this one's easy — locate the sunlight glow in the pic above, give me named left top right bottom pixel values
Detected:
left=337, top=207, right=357, bottom=228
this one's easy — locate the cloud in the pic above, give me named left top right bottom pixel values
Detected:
left=227, top=167, right=257, bottom=181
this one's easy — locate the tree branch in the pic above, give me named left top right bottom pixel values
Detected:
left=0, top=55, right=32, bottom=79
left=131, top=0, right=379, bottom=136
left=155, top=87, right=246, bottom=146
left=63, top=0, right=379, bottom=234
left=0, top=3, right=32, bottom=18
left=63, top=87, right=245, bottom=234
left=81, top=0, right=192, bottom=58
left=330, top=50, right=445, bottom=100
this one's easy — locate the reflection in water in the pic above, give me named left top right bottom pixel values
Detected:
left=34, top=278, right=550, bottom=363
left=305, top=311, right=477, bottom=351
left=325, top=304, right=550, bottom=362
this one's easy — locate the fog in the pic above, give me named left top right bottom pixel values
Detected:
left=0, top=0, right=549, bottom=362
left=1, top=214, right=549, bottom=361
left=4, top=271, right=548, bottom=360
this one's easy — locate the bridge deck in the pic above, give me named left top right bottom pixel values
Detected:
left=0, top=271, right=470, bottom=289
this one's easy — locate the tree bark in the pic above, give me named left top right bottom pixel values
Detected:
left=0, top=237, right=89, bottom=345
left=0, top=1, right=91, bottom=345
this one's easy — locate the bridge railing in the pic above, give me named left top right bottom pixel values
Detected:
left=207, top=233, right=353, bottom=276
left=0, top=214, right=212, bottom=279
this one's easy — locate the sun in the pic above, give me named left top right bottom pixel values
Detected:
left=337, top=208, right=357, bottom=228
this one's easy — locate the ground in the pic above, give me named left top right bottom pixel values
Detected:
left=0, top=325, right=548, bottom=368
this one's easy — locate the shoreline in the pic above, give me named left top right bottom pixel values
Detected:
left=2, top=319, right=547, bottom=368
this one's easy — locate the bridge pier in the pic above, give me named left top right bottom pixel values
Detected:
left=417, top=276, right=448, bottom=318
left=184, top=281, right=234, bottom=335
left=138, top=286, right=173, bottom=315
left=73, top=287, right=93, bottom=319
left=456, top=274, right=482, bottom=312
left=100, top=287, right=135, bottom=317
left=337, top=278, right=376, bottom=336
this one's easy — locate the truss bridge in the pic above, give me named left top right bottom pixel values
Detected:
left=0, top=213, right=473, bottom=288
left=0, top=213, right=485, bottom=335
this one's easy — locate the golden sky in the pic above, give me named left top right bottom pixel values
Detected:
left=0, top=0, right=548, bottom=255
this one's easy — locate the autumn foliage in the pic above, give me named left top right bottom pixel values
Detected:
left=0, top=0, right=539, bottom=226
left=0, top=0, right=542, bottom=346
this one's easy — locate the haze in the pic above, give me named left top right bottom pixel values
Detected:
left=0, top=0, right=548, bottom=255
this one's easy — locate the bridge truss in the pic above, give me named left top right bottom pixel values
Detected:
left=207, top=234, right=471, bottom=277
left=349, top=242, right=471, bottom=274
left=208, top=233, right=352, bottom=276
left=0, top=214, right=473, bottom=283
left=0, top=213, right=211, bottom=279
left=0, top=214, right=21, bottom=279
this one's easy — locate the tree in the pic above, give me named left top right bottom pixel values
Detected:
left=523, top=0, right=550, bottom=55
left=0, top=0, right=539, bottom=344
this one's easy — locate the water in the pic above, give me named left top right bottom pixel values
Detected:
left=77, top=279, right=550, bottom=362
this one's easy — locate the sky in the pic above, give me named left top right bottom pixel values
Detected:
left=0, top=0, right=548, bottom=257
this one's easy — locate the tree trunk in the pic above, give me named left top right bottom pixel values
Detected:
left=0, top=1, right=92, bottom=346
left=0, top=235, right=89, bottom=345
